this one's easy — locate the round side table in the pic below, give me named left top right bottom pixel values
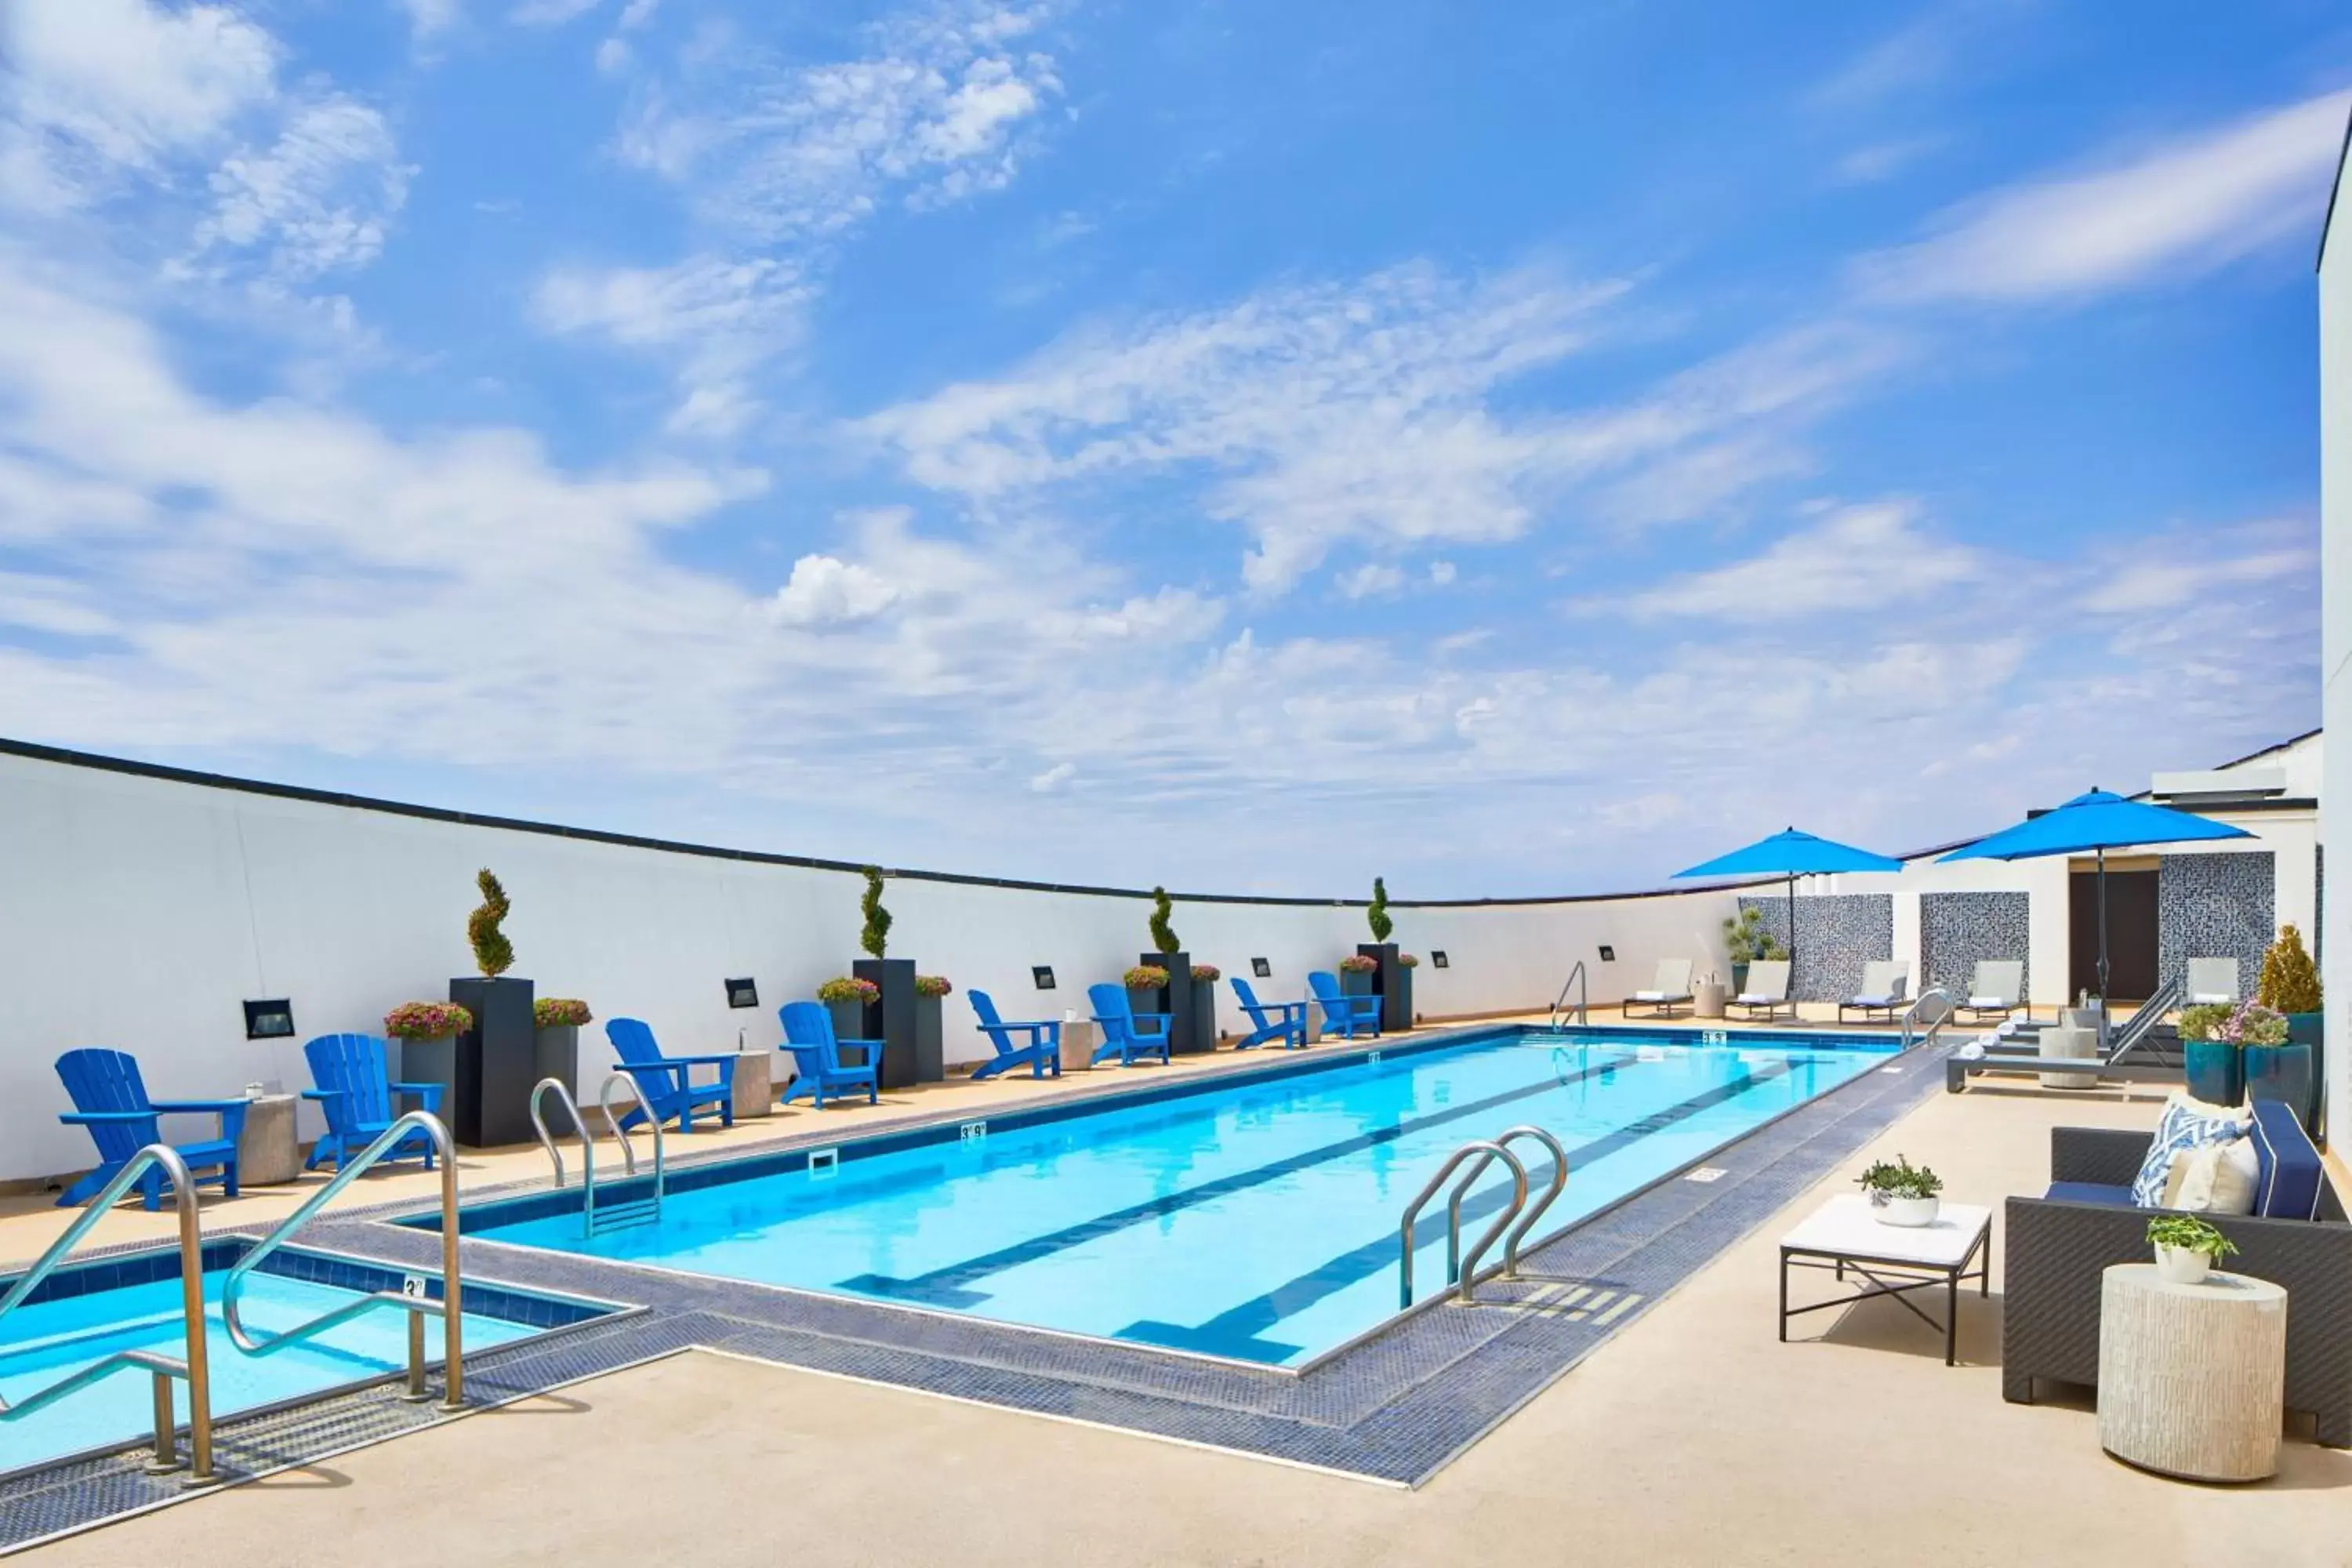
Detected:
left=2097, top=1264, right=2285, bottom=1482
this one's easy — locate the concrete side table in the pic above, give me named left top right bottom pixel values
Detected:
left=731, top=1051, right=773, bottom=1120
left=1059, top=1019, right=1099, bottom=1073
left=1692, top=982, right=1728, bottom=1020
left=236, top=1094, right=304, bottom=1185
left=2098, top=1265, right=2285, bottom=1482
left=2038, top=1021, right=2099, bottom=1090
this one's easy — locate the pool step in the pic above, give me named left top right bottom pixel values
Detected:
left=587, top=1198, right=660, bottom=1235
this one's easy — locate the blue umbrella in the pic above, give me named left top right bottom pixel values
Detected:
left=1940, top=789, right=2252, bottom=1004
left=1676, top=828, right=1904, bottom=978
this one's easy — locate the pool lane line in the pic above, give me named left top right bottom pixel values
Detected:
left=1118, top=1058, right=1795, bottom=1361
left=833, top=1051, right=1645, bottom=1308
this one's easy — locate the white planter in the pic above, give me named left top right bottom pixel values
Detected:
left=2154, top=1243, right=2214, bottom=1286
left=1872, top=1193, right=1940, bottom=1228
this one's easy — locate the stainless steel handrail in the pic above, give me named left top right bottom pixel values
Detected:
left=0, top=1145, right=216, bottom=1483
left=1493, top=1127, right=1569, bottom=1278
left=1900, top=987, right=1956, bottom=1053
left=530, top=1074, right=660, bottom=1236
left=1548, top=960, right=1589, bottom=1030
left=1399, top=1141, right=1527, bottom=1308
left=220, top=1111, right=463, bottom=1412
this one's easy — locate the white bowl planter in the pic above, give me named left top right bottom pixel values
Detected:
left=1873, top=1194, right=1940, bottom=1228
left=2154, top=1243, right=2214, bottom=1286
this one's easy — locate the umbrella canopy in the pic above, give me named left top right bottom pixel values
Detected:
left=1940, top=789, right=2252, bottom=1005
left=1676, top=829, right=1904, bottom=989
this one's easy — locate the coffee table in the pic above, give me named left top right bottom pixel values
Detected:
left=1779, top=1193, right=1991, bottom=1365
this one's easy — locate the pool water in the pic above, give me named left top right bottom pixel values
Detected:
left=479, top=1031, right=1892, bottom=1366
left=0, top=1269, right=536, bottom=1475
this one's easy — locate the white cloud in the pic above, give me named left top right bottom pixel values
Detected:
left=615, top=0, right=1067, bottom=241
left=1029, top=760, right=1076, bottom=793
left=1428, top=561, right=1457, bottom=586
left=1862, top=91, right=2351, bottom=303
left=1832, top=136, right=1944, bottom=186
left=768, top=554, right=902, bottom=627
left=1337, top=563, right=1406, bottom=600
left=512, top=0, right=601, bottom=24
left=1579, top=500, right=1982, bottom=622
left=533, top=255, right=812, bottom=435
left=400, top=0, right=466, bottom=40
left=191, top=96, right=412, bottom=281
left=2079, top=532, right=2314, bottom=615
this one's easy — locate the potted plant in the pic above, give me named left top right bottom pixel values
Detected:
left=445, top=868, right=538, bottom=1146
left=1857, top=1154, right=1943, bottom=1227
left=2256, top=924, right=2323, bottom=1130
left=1355, top=877, right=1414, bottom=1033
left=818, top=975, right=880, bottom=1047
left=913, top=975, right=952, bottom=1083
left=2177, top=1002, right=2247, bottom=1107
left=384, top=1000, right=474, bottom=1110
left=850, top=868, right=933, bottom=1087
left=1399, top=953, right=1422, bottom=1024
left=1138, top=887, right=1203, bottom=1054
left=531, top=996, right=591, bottom=1102
left=2228, top=999, right=2301, bottom=1125
left=1722, top=906, right=1786, bottom=996
left=1124, top=964, right=1171, bottom=1035
left=1337, top=953, right=1379, bottom=998
left=1189, top=964, right=1220, bottom=1052
left=2147, top=1214, right=2238, bottom=1287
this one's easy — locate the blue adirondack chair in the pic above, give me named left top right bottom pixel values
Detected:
left=1308, top=971, right=1382, bottom=1040
left=303, top=1033, right=445, bottom=1172
left=54, top=1050, right=247, bottom=1210
left=607, top=1018, right=737, bottom=1132
left=1086, top=984, right=1173, bottom=1067
left=778, top=1002, right=882, bottom=1108
left=1229, top=978, right=1308, bottom=1050
left=967, top=990, right=1062, bottom=1080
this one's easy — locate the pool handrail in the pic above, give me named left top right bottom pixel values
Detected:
left=1900, top=987, right=1957, bottom=1053
left=1548, top=960, right=1589, bottom=1030
left=220, top=1109, right=463, bottom=1411
left=1399, top=1140, right=1528, bottom=1308
left=0, top=1142, right=216, bottom=1483
left=529, top=1073, right=663, bottom=1237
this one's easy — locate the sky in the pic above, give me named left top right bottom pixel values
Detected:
left=0, top=0, right=2344, bottom=898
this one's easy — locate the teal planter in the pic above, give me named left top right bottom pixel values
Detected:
left=2181, top=1040, right=2244, bottom=1108
left=2286, top=1011, right=2323, bottom=1138
left=2243, top=1040, right=2315, bottom=1132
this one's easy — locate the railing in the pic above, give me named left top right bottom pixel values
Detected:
left=529, top=1074, right=664, bottom=1237
left=1900, top=987, right=1955, bottom=1053
left=220, top=1111, right=463, bottom=1412
left=0, top=1145, right=216, bottom=1483
left=1399, top=1140, right=1528, bottom=1308
left=1548, top=960, right=1589, bottom=1030
left=1490, top=1127, right=1569, bottom=1279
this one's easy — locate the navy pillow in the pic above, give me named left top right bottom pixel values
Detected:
left=2249, top=1099, right=2323, bottom=1221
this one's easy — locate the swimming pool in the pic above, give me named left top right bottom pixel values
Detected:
left=0, top=1245, right=609, bottom=1477
left=459, top=1028, right=1896, bottom=1367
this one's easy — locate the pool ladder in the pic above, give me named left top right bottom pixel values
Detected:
left=1547, top=961, right=1589, bottom=1031
left=1398, top=1127, right=1570, bottom=1308
left=531, top=1074, right=665, bottom=1238
left=1899, top=988, right=1956, bottom=1053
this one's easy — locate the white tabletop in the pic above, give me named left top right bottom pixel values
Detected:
left=1780, top=1193, right=1991, bottom=1268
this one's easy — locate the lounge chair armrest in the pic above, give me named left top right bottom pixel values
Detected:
left=2049, top=1127, right=2149, bottom=1186
left=150, top=1098, right=252, bottom=1114
left=662, top=1053, right=744, bottom=1066
left=388, top=1081, right=446, bottom=1110
left=59, top=1110, right=162, bottom=1124
left=301, top=1087, right=342, bottom=1102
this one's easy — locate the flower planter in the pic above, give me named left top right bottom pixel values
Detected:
left=855, top=958, right=938, bottom=1089
left=1340, top=967, right=1376, bottom=999
left=394, top=1033, right=459, bottom=1112
left=2286, top=1011, right=2324, bottom=1136
left=531, top=1024, right=579, bottom=1104
left=1138, top=950, right=1205, bottom=1054
left=1730, top=961, right=1751, bottom=996
left=826, top=997, right=867, bottom=1047
left=448, top=975, right=536, bottom=1147
left=2182, top=1040, right=2245, bottom=1109
left=1871, top=1194, right=1940, bottom=1228
left=1189, top=977, right=1218, bottom=1053
left=1357, top=943, right=1413, bottom=1033
left=2153, top=1243, right=2213, bottom=1287
left=2241, top=1041, right=2314, bottom=1131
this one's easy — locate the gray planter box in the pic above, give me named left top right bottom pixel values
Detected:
left=532, top=1025, right=579, bottom=1103
left=448, top=975, right=536, bottom=1148
left=1357, top=942, right=1414, bottom=1032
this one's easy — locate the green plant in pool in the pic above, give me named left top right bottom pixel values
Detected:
left=1856, top=1155, right=1942, bottom=1200
left=1148, top=887, right=1180, bottom=954
left=2147, top=1214, right=2237, bottom=1259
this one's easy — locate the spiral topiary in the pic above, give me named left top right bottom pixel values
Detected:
left=859, top=867, right=891, bottom=959
left=1149, top=886, right=1180, bottom=954
left=1367, top=876, right=1393, bottom=942
left=468, top=868, right=514, bottom=977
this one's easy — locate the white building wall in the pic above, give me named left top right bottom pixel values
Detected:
left=2321, top=127, right=2352, bottom=1148
left=0, top=748, right=1743, bottom=1185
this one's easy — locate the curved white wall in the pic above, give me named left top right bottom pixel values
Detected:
left=0, top=746, right=1742, bottom=1183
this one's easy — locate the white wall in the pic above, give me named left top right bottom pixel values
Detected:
left=2321, top=128, right=2351, bottom=1148
left=0, top=748, right=1743, bottom=1183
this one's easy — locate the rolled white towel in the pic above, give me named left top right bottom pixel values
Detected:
left=1958, top=1041, right=1987, bottom=1060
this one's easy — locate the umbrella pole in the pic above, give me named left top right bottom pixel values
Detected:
left=1786, top=873, right=1796, bottom=997
left=2096, top=847, right=2110, bottom=1033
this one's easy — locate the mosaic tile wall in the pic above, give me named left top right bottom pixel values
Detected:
left=2157, top=851, right=2274, bottom=1001
left=1737, top=893, right=1892, bottom=1002
left=1919, top=891, right=2031, bottom=1001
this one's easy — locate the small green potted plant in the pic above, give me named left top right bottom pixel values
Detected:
left=2255, top=924, right=2322, bottom=1128
left=1722, top=906, right=1787, bottom=996
left=2147, top=1213, right=2238, bottom=1287
left=1856, top=1154, right=1943, bottom=1227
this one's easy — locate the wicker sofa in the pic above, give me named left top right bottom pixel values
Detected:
left=2002, top=1120, right=2351, bottom=1446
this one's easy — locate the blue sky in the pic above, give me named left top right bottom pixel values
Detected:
left=0, top=0, right=2343, bottom=896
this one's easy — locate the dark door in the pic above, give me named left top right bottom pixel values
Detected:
left=2071, top=869, right=2159, bottom=1002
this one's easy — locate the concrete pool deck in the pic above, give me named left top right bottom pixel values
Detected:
left=19, top=1079, right=2350, bottom=1566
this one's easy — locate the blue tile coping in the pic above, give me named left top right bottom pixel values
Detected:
left=0, top=1021, right=1945, bottom=1548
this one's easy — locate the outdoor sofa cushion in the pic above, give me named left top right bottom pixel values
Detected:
left=2251, top=1098, right=2325, bottom=1221
left=2129, top=1094, right=2249, bottom=1207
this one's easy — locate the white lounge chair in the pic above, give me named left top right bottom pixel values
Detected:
left=1729, top=959, right=1794, bottom=1022
left=1953, top=960, right=2024, bottom=1023
left=2184, top=956, right=2239, bottom=1007
left=1624, top=958, right=1695, bottom=1018
left=1838, top=960, right=1910, bottom=1023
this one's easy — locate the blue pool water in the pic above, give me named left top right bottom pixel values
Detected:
left=478, top=1031, right=1893, bottom=1365
left=0, top=1269, right=538, bottom=1475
